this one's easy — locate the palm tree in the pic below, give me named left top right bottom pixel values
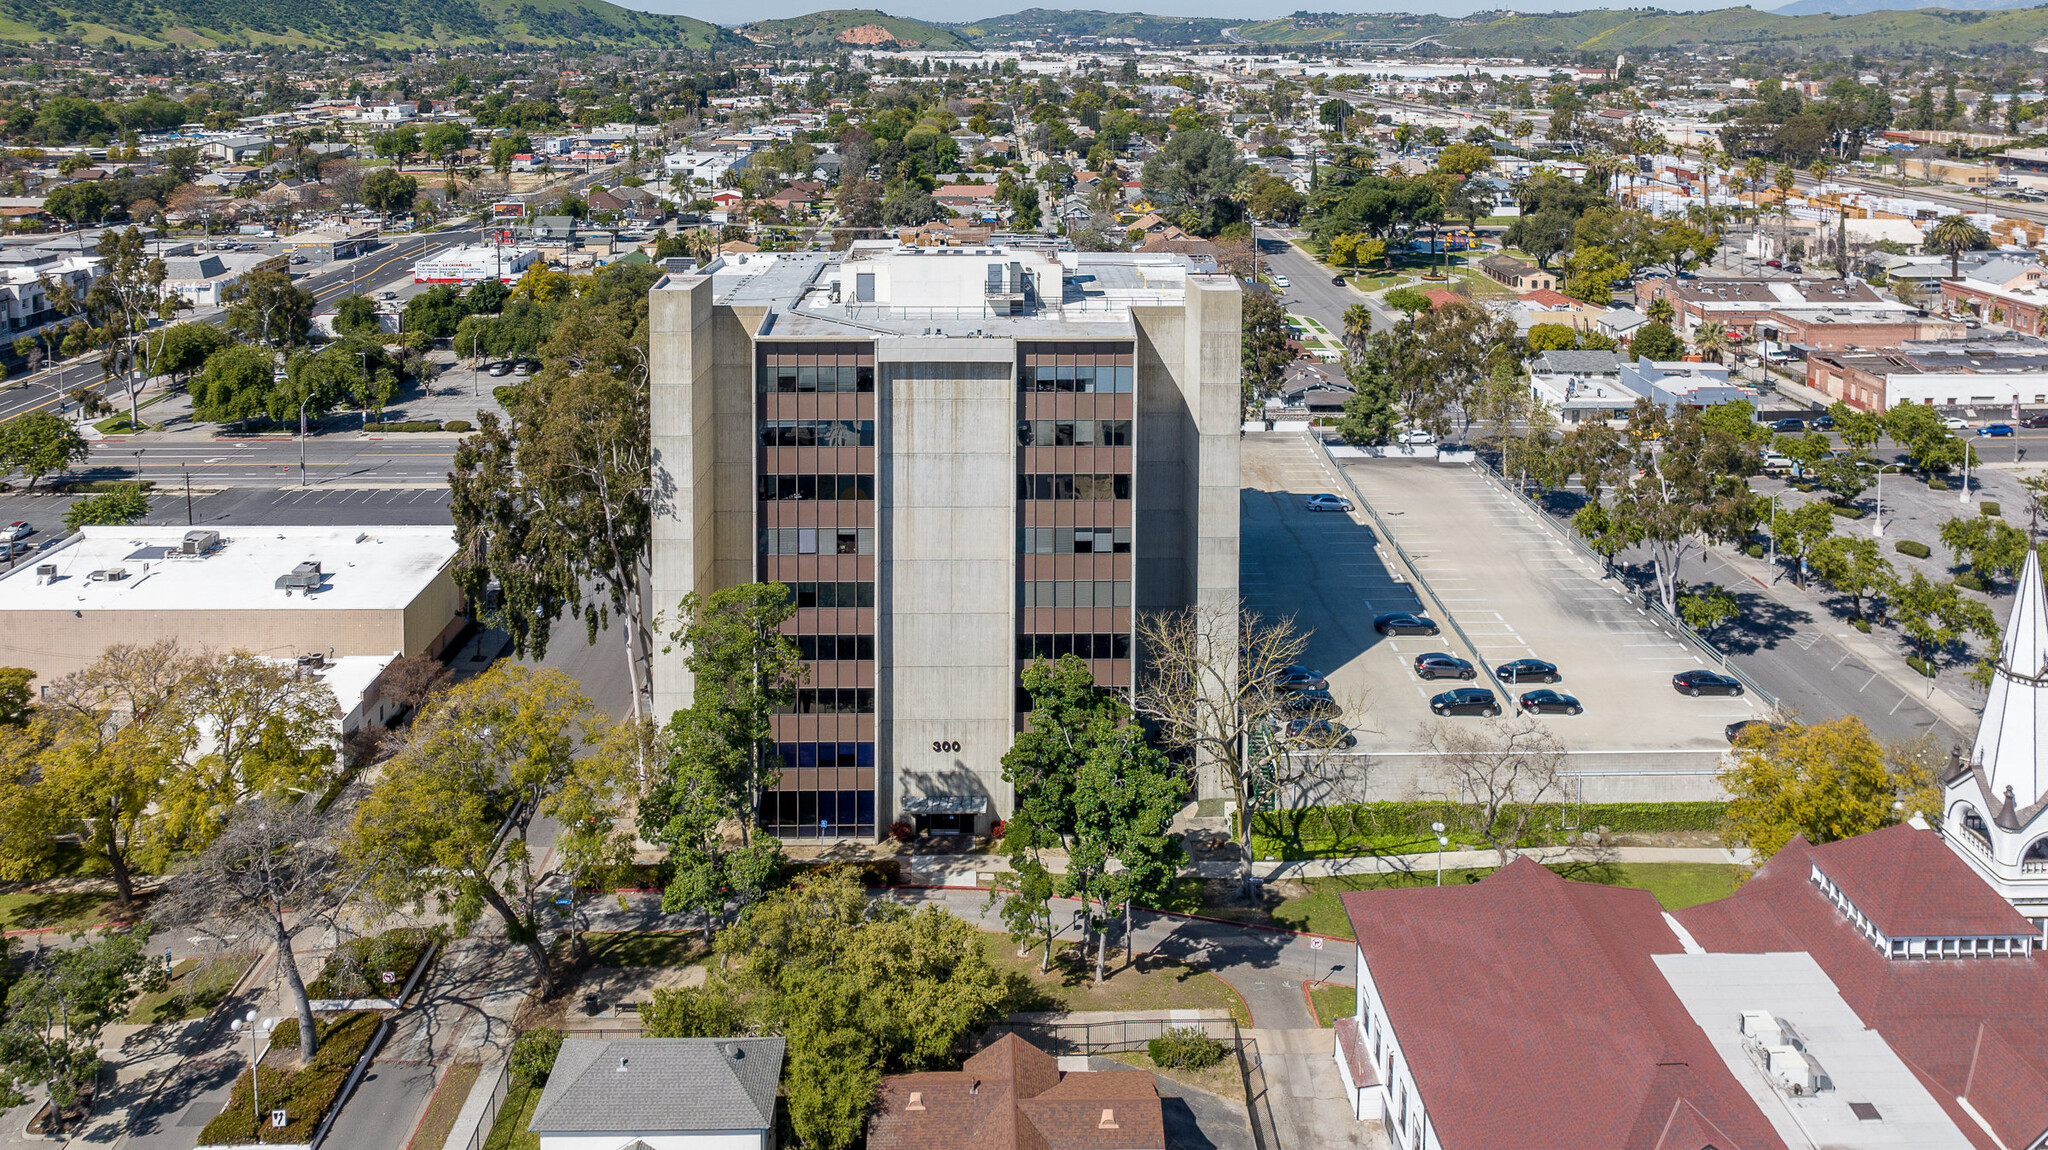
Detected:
left=1743, top=155, right=1767, bottom=218
left=1646, top=296, right=1676, bottom=324
left=1695, top=322, right=1729, bottom=364
left=1773, top=164, right=1798, bottom=260
left=1342, top=304, right=1373, bottom=360
left=1928, top=214, right=1989, bottom=280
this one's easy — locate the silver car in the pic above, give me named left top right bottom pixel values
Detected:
left=1304, top=493, right=1352, bottom=513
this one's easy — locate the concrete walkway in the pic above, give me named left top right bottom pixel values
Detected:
left=906, top=844, right=1755, bottom=888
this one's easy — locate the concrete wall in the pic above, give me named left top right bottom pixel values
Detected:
left=0, top=608, right=413, bottom=687
left=877, top=343, right=1017, bottom=823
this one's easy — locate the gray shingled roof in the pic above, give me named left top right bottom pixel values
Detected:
left=527, top=1037, right=785, bottom=1134
left=1530, top=350, right=1624, bottom=375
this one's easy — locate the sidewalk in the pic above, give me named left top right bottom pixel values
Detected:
left=904, top=843, right=1755, bottom=887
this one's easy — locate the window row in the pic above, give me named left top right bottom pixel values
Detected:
left=1018, top=419, right=1132, bottom=447
left=1019, top=526, right=1132, bottom=555
left=1024, top=364, right=1134, bottom=394
left=1018, top=474, right=1131, bottom=502
left=778, top=688, right=876, bottom=714
left=1017, top=633, right=1132, bottom=660
left=1020, top=580, right=1132, bottom=609
left=762, top=364, right=877, bottom=394
left=791, top=581, right=876, bottom=609
left=759, top=789, right=875, bottom=838
left=774, top=742, right=876, bottom=770
left=763, top=527, right=876, bottom=556
left=761, top=420, right=874, bottom=448
left=759, top=474, right=875, bottom=502
left=796, top=634, right=876, bottom=662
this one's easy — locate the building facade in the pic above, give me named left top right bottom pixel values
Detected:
left=649, top=245, right=1239, bottom=841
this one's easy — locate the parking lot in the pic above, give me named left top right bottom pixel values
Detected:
left=1240, top=436, right=1752, bottom=800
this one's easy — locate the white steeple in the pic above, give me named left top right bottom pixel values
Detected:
left=1944, top=546, right=2048, bottom=931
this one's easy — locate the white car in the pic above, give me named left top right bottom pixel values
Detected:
left=1304, top=493, right=1353, bottom=513
left=1271, top=275, right=1291, bottom=288
left=0, top=521, right=32, bottom=542
left=1397, top=429, right=1437, bottom=445
left=1943, top=416, right=1968, bottom=430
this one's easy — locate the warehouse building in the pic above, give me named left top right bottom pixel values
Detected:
left=648, top=244, right=1241, bottom=841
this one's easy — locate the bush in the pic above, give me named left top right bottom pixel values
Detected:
left=1957, top=571, right=1992, bottom=592
left=1149, top=1027, right=1226, bottom=1070
left=492, top=384, right=521, bottom=406
left=1982, top=502, right=2001, bottom=517
left=1743, top=543, right=1765, bottom=559
left=888, top=821, right=913, bottom=842
left=57, top=479, right=155, bottom=493
left=1928, top=477, right=1948, bottom=491
left=510, top=1029, right=563, bottom=1086
left=1906, top=655, right=1937, bottom=678
left=1250, top=801, right=1730, bottom=860
left=63, top=484, right=150, bottom=530
left=363, top=420, right=442, bottom=433
left=197, top=1012, right=380, bottom=1145
left=1851, top=617, right=1871, bottom=633
left=1895, top=540, right=1932, bottom=559
left=1827, top=503, right=1864, bottom=519
left=443, top=419, right=472, bottom=433
left=305, top=927, right=436, bottom=1000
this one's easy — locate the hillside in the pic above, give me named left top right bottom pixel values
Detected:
left=1772, top=0, right=2045, bottom=16
left=1230, top=6, right=2048, bottom=52
left=0, top=0, right=733, bottom=49
left=736, top=9, right=972, bottom=49
left=951, top=8, right=1235, bottom=45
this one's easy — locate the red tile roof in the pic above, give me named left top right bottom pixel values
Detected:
left=868, top=1034, right=1163, bottom=1150
left=1420, top=288, right=1466, bottom=310
left=1807, top=824, right=2035, bottom=939
left=1518, top=288, right=1580, bottom=308
left=1340, top=858, right=1785, bottom=1150
left=1676, top=832, right=2048, bottom=1150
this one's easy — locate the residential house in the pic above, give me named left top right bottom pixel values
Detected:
left=1477, top=254, right=1556, bottom=293
left=160, top=249, right=285, bottom=308
left=766, top=181, right=824, bottom=214
left=202, top=135, right=271, bottom=163
left=525, top=1037, right=784, bottom=1150
left=869, top=1034, right=1165, bottom=1150
left=932, top=182, right=999, bottom=218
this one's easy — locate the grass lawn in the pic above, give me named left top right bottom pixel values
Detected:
left=480, top=1078, right=543, bottom=1150
left=1308, top=982, right=1353, bottom=1028
left=307, top=927, right=438, bottom=1000
left=568, top=931, right=709, bottom=969
left=126, top=954, right=253, bottom=1025
left=1269, top=862, right=1749, bottom=939
left=0, top=888, right=141, bottom=932
left=981, top=935, right=1251, bottom=1028
left=1103, top=1048, right=1244, bottom=1099
left=406, top=1063, right=480, bottom=1150
left=198, top=1012, right=381, bottom=1145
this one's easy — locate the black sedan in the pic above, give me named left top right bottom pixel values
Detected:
left=1496, top=658, right=1560, bottom=684
left=1414, top=652, right=1476, bottom=681
left=1272, top=665, right=1328, bottom=693
left=1770, top=417, right=1805, bottom=433
left=1810, top=414, right=1836, bottom=431
left=1673, top=669, right=1744, bottom=697
left=1725, top=719, right=1786, bottom=744
left=1375, top=612, right=1440, bottom=636
left=1285, top=718, right=1358, bottom=749
left=1430, top=687, right=1501, bottom=716
left=1279, top=689, right=1342, bottom=720
left=1518, top=689, right=1583, bottom=715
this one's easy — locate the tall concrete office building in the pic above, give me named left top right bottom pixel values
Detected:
left=649, top=243, right=1239, bottom=841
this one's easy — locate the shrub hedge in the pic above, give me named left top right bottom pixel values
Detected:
left=1148, top=1027, right=1226, bottom=1070
left=1827, top=503, right=1865, bottom=519
left=1251, top=801, right=1729, bottom=859
left=1982, top=502, right=2002, bottom=517
left=1928, top=477, right=1949, bottom=491
left=197, top=1011, right=380, bottom=1145
left=305, top=927, right=436, bottom=1000
left=57, top=479, right=157, bottom=493
left=363, top=420, right=442, bottom=433
left=1895, top=540, right=1932, bottom=559
left=1906, top=655, right=1938, bottom=678
left=1743, top=543, right=1765, bottom=559
left=443, top=419, right=472, bottom=433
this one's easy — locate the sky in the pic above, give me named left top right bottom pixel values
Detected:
left=626, top=0, right=1783, bottom=28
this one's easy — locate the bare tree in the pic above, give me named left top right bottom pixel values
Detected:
left=152, top=799, right=364, bottom=1062
left=1416, top=718, right=1567, bottom=865
left=1135, top=602, right=1356, bottom=896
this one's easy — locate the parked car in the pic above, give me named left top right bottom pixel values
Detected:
left=1397, top=429, right=1437, bottom=445
left=2023, top=415, right=2048, bottom=429
left=1785, top=264, right=1804, bottom=275
left=1725, top=719, right=1786, bottom=744
left=488, top=362, right=512, bottom=377
left=1497, top=658, right=1560, bottom=683
left=1271, top=275, right=1291, bottom=288
left=1943, top=416, right=1968, bottom=430
left=1279, top=689, right=1341, bottom=720
left=1272, top=665, right=1329, bottom=693
left=1760, top=450, right=1795, bottom=472
left=1430, top=687, right=1501, bottom=716
left=1770, top=417, right=1805, bottom=433
left=1331, top=274, right=1346, bottom=286
left=288, top=254, right=306, bottom=265
left=1414, top=652, right=1476, bottom=681
left=1979, top=423, right=2015, bottom=438
left=1518, top=689, right=1583, bottom=715
left=1810, top=414, right=1836, bottom=431
left=1763, top=259, right=1782, bottom=268
left=513, top=363, right=533, bottom=378
left=1374, top=612, right=1440, bottom=636
left=1673, top=669, right=1745, bottom=697
left=1283, top=718, right=1357, bottom=749
left=0, top=521, right=32, bottom=542
left=1304, top=493, right=1353, bottom=513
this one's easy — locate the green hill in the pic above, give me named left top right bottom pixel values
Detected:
left=951, top=8, right=1235, bottom=45
left=737, top=9, right=971, bottom=49
left=1230, top=5, right=2048, bottom=52
left=0, top=0, right=735, bottom=49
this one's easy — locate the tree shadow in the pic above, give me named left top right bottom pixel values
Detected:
left=1702, top=587, right=1809, bottom=656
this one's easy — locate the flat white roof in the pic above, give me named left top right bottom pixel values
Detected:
left=0, top=526, right=456, bottom=613
left=1654, top=952, right=1974, bottom=1150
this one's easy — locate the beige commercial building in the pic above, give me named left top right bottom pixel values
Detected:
left=649, top=244, right=1241, bottom=841
left=0, top=525, right=466, bottom=692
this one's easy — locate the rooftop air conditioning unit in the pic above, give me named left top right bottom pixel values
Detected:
left=34, top=564, right=56, bottom=585
left=88, top=568, right=129, bottom=582
left=182, top=530, right=220, bottom=555
left=275, top=560, right=322, bottom=591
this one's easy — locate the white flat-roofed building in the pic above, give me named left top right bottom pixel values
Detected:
left=413, top=244, right=538, bottom=285
left=0, top=525, right=467, bottom=690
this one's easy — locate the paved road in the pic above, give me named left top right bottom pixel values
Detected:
left=1261, top=239, right=1394, bottom=336
left=80, top=435, right=457, bottom=487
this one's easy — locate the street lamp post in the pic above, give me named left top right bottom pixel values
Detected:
left=228, top=1009, right=275, bottom=1129
left=1960, top=439, right=1973, bottom=504
left=1873, top=464, right=1886, bottom=537
left=298, top=395, right=312, bottom=489
left=1432, top=821, right=1447, bottom=886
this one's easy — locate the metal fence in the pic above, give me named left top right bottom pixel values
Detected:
left=1468, top=453, right=1779, bottom=708
left=446, top=1062, right=509, bottom=1150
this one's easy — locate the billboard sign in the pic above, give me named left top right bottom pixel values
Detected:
left=492, top=201, right=526, bottom=220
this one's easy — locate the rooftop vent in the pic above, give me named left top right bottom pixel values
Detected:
left=617, top=1057, right=629, bottom=1072
left=88, top=567, right=129, bottom=582
left=275, top=561, right=322, bottom=591
left=182, top=530, right=220, bottom=555
left=905, top=1092, right=925, bottom=1112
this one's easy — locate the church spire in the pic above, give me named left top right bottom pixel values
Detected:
left=1970, top=547, right=2048, bottom=814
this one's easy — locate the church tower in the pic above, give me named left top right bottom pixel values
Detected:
left=1944, top=547, right=2048, bottom=931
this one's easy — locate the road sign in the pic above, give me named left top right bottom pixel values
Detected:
left=380, top=971, right=396, bottom=984
left=270, top=1110, right=288, bottom=1128
left=1310, top=937, right=1324, bottom=951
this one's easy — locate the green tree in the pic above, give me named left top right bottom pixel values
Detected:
left=332, top=293, right=380, bottom=337
left=362, top=167, right=419, bottom=216
left=1827, top=401, right=1883, bottom=452
left=1526, top=323, right=1578, bottom=353
left=1889, top=571, right=1999, bottom=674
left=1139, top=129, right=1245, bottom=237
left=0, top=412, right=87, bottom=491
left=1382, top=286, right=1431, bottom=316
left=1629, top=321, right=1683, bottom=361
left=145, top=322, right=230, bottom=382
left=189, top=345, right=278, bottom=425
left=1809, top=535, right=1894, bottom=622
left=62, top=485, right=149, bottom=529
left=1676, top=582, right=1740, bottom=636
left=1926, top=213, right=1988, bottom=279
left=401, top=286, right=470, bottom=339
left=222, top=269, right=315, bottom=349
left=1239, top=287, right=1290, bottom=412
left=1769, top=499, right=1836, bottom=585
left=1720, top=716, right=1929, bottom=860
left=0, top=669, right=29, bottom=728
left=1884, top=402, right=1970, bottom=473
left=0, top=930, right=151, bottom=1120
left=345, top=665, right=631, bottom=997
left=1939, top=514, right=2030, bottom=585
